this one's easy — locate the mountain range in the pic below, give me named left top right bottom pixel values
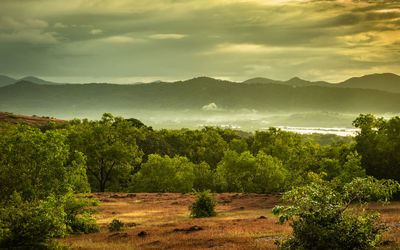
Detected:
left=243, top=73, right=400, bottom=93
left=1, top=73, right=400, bottom=93
left=1, top=73, right=400, bottom=118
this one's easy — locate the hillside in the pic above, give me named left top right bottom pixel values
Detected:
left=1, top=78, right=400, bottom=117
left=337, top=73, right=400, bottom=93
left=0, top=75, right=16, bottom=87
left=243, top=77, right=332, bottom=87
left=0, top=75, right=60, bottom=87
left=0, top=112, right=65, bottom=126
left=1, top=73, right=399, bottom=92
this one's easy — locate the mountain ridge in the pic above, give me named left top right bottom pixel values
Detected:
left=2, top=76, right=400, bottom=117
left=1, top=72, right=400, bottom=93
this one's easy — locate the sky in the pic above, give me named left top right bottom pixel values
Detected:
left=0, top=0, right=399, bottom=83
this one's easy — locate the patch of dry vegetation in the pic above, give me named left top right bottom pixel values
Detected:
left=59, top=193, right=400, bottom=249
left=0, top=112, right=65, bottom=126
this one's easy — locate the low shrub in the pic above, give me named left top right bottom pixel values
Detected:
left=189, top=190, right=217, bottom=218
left=63, top=193, right=99, bottom=234
left=108, top=219, right=124, bottom=232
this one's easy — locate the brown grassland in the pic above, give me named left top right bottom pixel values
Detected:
left=60, top=193, right=400, bottom=250
left=0, top=112, right=65, bottom=126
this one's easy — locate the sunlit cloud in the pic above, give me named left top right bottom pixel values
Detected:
left=149, top=33, right=187, bottom=39
left=101, top=36, right=138, bottom=43
left=90, top=29, right=103, bottom=35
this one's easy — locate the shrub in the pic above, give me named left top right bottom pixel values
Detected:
left=272, top=175, right=400, bottom=250
left=0, top=193, right=67, bottom=249
left=108, top=219, right=124, bottom=232
left=0, top=192, right=100, bottom=248
left=189, top=190, right=217, bottom=218
left=63, top=193, right=99, bottom=234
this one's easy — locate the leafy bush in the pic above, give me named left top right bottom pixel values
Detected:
left=272, top=175, right=400, bottom=250
left=62, top=192, right=99, bottom=234
left=0, top=191, right=99, bottom=248
left=108, top=219, right=124, bottom=232
left=189, top=190, right=217, bottom=218
left=0, top=193, right=67, bottom=249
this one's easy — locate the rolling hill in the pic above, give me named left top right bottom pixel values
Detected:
left=0, top=75, right=16, bottom=87
left=0, top=75, right=60, bottom=87
left=337, top=73, right=400, bottom=93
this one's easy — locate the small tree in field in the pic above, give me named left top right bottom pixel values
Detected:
left=189, top=190, right=217, bottom=218
left=272, top=174, right=399, bottom=250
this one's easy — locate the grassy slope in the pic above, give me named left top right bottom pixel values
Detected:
left=0, top=112, right=65, bottom=126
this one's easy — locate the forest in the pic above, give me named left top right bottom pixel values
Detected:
left=0, top=113, right=399, bottom=248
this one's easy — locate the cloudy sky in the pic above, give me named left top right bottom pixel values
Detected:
left=0, top=0, right=399, bottom=83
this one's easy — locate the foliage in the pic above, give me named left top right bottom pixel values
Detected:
left=160, top=127, right=228, bottom=169
left=0, top=124, right=89, bottom=201
left=189, top=190, right=217, bottom=218
left=62, top=192, right=99, bottom=234
left=68, top=113, right=143, bottom=192
left=272, top=175, right=400, bottom=250
left=108, top=219, right=124, bottom=232
left=0, top=192, right=67, bottom=249
left=215, top=150, right=287, bottom=193
left=193, top=162, right=214, bottom=191
left=353, top=114, right=400, bottom=182
left=0, top=191, right=99, bottom=248
left=131, top=154, right=195, bottom=193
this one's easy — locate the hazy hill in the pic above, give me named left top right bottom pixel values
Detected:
left=1, top=78, right=400, bottom=116
left=0, top=75, right=16, bottom=87
left=243, top=73, right=400, bottom=92
left=337, top=73, right=400, bottom=93
left=244, top=76, right=333, bottom=87
left=19, top=76, right=59, bottom=85
left=0, top=75, right=60, bottom=87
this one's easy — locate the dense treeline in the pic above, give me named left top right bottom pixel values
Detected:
left=2, top=113, right=399, bottom=195
left=4, top=112, right=399, bottom=195
left=62, top=114, right=364, bottom=193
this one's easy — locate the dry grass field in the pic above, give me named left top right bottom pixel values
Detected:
left=60, top=193, right=400, bottom=250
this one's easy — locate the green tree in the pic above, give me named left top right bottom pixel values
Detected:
left=215, top=150, right=257, bottom=192
left=215, top=150, right=288, bottom=193
left=353, top=114, right=400, bottom=181
left=0, top=124, right=89, bottom=201
left=68, top=113, right=143, bottom=192
left=131, top=154, right=195, bottom=193
left=252, top=151, right=287, bottom=193
left=193, top=162, right=213, bottom=191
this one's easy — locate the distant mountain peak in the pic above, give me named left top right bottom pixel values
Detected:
left=242, top=77, right=280, bottom=84
left=0, top=75, right=17, bottom=87
left=19, top=76, right=56, bottom=85
left=287, top=76, right=308, bottom=83
left=339, top=72, right=400, bottom=93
